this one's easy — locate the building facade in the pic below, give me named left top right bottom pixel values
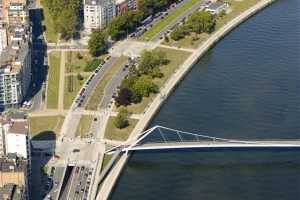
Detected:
left=0, top=0, right=31, bottom=110
left=84, top=0, right=116, bottom=32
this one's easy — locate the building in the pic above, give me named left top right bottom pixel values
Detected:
left=0, top=154, right=27, bottom=199
left=0, top=0, right=28, bottom=23
left=206, top=1, right=228, bottom=15
left=5, top=120, right=29, bottom=159
left=84, top=0, right=116, bottom=32
left=0, top=183, right=24, bottom=200
left=7, top=2, right=28, bottom=26
left=0, top=4, right=31, bottom=110
left=115, top=0, right=137, bottom=15
left=116, top=0, right=128, bottom=15
left=0, top=23, right=8, bottom=53
left=0, top=114, right=29, bottom=159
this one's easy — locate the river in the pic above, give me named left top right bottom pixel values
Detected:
left=110, top=0, right=300, bottom=199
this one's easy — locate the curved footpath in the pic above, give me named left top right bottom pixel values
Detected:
left=98, top=0, right=276, bottom=199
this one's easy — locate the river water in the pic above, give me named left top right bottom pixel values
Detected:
left=110, top=0, right=300, bottom=199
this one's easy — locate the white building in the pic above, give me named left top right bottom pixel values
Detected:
left=0, top=115, right=29, bottom=159
left=84, top=0, right=116, bottom=32
left=206, top=1, right=228, bottom=15
left=5, top=120, right=28, bottom=158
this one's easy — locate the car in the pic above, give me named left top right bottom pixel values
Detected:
left=73, top=149, right=80, bottom=153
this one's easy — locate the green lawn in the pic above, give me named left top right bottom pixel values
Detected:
left=30, top=116, right=65, bottom=140
left=163, top=32, right=210, bottom=49
left=101, top=154, right=113, bottom=171
left=86, top=56, right=128, bottom=110
left=141, top=0, right=200, bottom=41
left=65, top=51, right=93, bottom=73
left=117, top=47, right=190, bottom=114
left=63, top=75, right=88, bottom=109
left=216, top=0, right=260, bottom=30
left=164, top=0, right=260, bottom=48
left=104, top=117, right=138, bottom=141
left=47, top=52, right=61, bottom=109
left=75, top=115, right=93, bottom=138
left=41, top=0, right=58, bottom=43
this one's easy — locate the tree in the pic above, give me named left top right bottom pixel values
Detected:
left=84, top=59, right=102, bottom=72
left=187, top=11, right=215, bottom=33
left=132, top=76, right=158, bottom=97
left=137, top=0, right=179, bottom=17
left=164, top=35, right=170, bottom=43
left=88, top=29, right=108, bottom=57
left=138, top=50, right=168, bottom=76
left=77, top=73, right=84, bottom=81
left=170, top=26, right=188, bottom=41
left=43, top=0, right=81, bottom=40
left=107, top=11, right=142, bottom=40
left=114, top=108, right=129, bottom=129
left=114, top=88, right=133, bottom=107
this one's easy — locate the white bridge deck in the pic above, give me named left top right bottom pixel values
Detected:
left=106, top=126, right=300, bottom=154
left=125, top=140, right=300, bottom=152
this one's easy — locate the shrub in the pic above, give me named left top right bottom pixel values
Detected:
left=84, top=59, right=101, bottom=72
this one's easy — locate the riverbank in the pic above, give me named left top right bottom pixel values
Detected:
left=98, top=0, right=276, bottom=199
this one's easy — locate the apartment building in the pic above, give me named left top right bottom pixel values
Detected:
left=0, top=114, right=29, bottom=159
left=0, top=0, right=27, bottom=23
left=0, top=23, right=8, bottom=54
left=115, top=0, right=137, bottom=15
left=0, top=0, right=31, bottom=110
left=7, top=2, right=28, bottom=26
left=84, top=0, right=116, bottom=32
left=0, top=154, right=28, bottom=199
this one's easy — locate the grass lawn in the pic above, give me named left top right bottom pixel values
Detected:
left=101, top=154, right=113, bottom=171
left=65, top=51, right=93, bottom=73
left=163, top=32, right=210, bottom=49
left=117, top=47, right=190, bottom=114
left=216, top=0, right=260, bottom=30
left=41, top=0, right=58, bottom=43
left=63, top=74, right=88, bottom=109
left=29, top=116, right=65, bottom=140
left=141, top=0, right=200, bottom=41
left=163, top=0, right=260, bottom=48
left=47, top=52, right=61, bottom=109
left=75, top=115, right=93, bottom=138
left=104, top=117, right=138, bottom=141
left=85, top=56, right=128, bottom=110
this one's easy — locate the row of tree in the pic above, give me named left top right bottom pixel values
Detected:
left=170, top=11, right=216, bottom=41
left=114, top=50, right=169, bottom=108
left=88, top=0, right=182, bottom=56
left=43, top=0, right=81, bottom=39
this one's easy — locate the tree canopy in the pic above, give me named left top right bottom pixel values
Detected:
left=88, top=29, right=108, bottom=57
left=170, top=11, right=216, bottom=41
left=43, top=0, right=81, bottom=39
left=114, top=108, right=129, bottom=129
left=107, top=11, right=142, bottom=40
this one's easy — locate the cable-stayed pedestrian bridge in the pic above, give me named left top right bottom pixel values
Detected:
left=105, top=125, right=300, bottom=154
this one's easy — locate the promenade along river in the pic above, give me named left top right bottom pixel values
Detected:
left=110, top=0, right=300, bottom=199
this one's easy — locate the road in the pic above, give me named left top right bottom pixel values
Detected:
left=47, top=166, right=66, bottom=200
left=150, top=0, right=206, bottom=42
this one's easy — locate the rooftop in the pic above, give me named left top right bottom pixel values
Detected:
left=0, top=184, right=24, bottom=200
left=207, top=1, right=226, bottom=10
left=0, top=154, right=27, bottom=172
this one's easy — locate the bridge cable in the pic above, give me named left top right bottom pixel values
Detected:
left=158, top=127, right=168, bottom=143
